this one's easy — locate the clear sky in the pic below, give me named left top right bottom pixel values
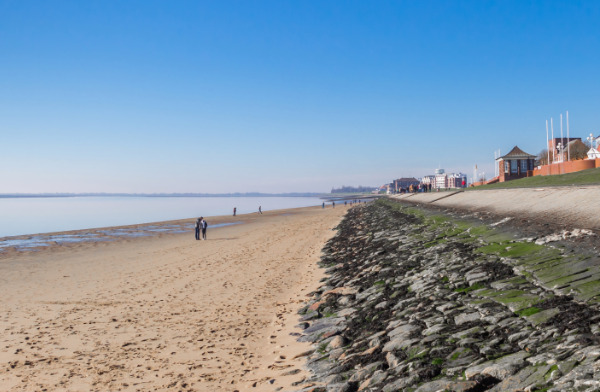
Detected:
left=2, top=1, right=599, bottom=193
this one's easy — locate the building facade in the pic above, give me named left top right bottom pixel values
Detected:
left=434, top=169, right=447, bottom=189
left=496, top=146, right=536, bottom=182
left=393, top=177, right=420, bottom=192
left=447, top=173, right=468, bottom=188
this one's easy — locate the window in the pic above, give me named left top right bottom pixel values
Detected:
left=521, top=160, right=528, bottom=172
left=511, top=160, right=517, bottom=173
left=504, top=161, right=509, bottom=173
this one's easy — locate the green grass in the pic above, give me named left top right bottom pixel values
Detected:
left=468, top=167, right=600, bottom=190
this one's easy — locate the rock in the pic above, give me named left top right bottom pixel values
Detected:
left=387, top=323, right=420, bottom=338
left=414, top=379, right=479, bottom=392
left=381, top=375, right=419, bottom=392
left=375, top=300, right=388, bottom=309
left=422, top=324, right=447, bottom=336
left=294, top=201, right=600, bottom=392
left=348, top=361, right=383, bottom=382
left=451, top=326, right=482, bottom=339
left=385, top=352, right=401, bottom=368
left=435, top=302, right=457, bottom=313
left=322, top=286, right=358, bottom=297
left=507, top=330, right=531, bottom=343
left=337, top=308, right=356, bottom=317
left=465, top=351, right=530, bottom=380
left=454, top=311, right=481, bottom=325
left=359, top=370, right=388, bottom=390
left=382, top=337, right=420, bottom=352
left=328, top=335, right=347, bottom=350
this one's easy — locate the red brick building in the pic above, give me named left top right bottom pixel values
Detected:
left=496, top=146, right=536, bottom=182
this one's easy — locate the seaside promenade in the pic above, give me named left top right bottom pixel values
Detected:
left=0, top=206, right=346, bottom=391
left=392, top=185, right=600, bottom=231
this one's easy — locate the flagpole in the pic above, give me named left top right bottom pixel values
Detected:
left=546, top=120, right=550, bottom=165
left=551, top=117, right=555, bottom=163
left=567, top=111, right=570, bottom=161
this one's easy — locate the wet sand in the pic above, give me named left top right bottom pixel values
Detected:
left=0, top=205, right=347, bottom=391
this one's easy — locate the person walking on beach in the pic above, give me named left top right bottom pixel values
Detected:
left=332, top=201, right=335, bottom=208
left=322, top=202, right=325, bottom=209
left=258, top=206, right=262, bottom=214
left=200, top=217, right=208, bottom=240
left=194, top=218, right=201, bottom=240
left=233, top=207, right=236, bottom=216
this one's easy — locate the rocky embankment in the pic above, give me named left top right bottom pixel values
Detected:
left=291, top=199, right=600, bottom=392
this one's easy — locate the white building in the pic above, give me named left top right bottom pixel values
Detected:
left=434, top=169, right=447, bottom=189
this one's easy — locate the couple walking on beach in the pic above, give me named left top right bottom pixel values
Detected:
left=195, top=217, right=207, bottom=240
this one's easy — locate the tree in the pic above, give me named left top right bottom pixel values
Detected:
left=537, top=149, right=549, bottom=166
left=568, top=140, right=590, bottom=160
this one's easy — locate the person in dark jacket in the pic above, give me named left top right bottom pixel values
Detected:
left=200, top=217, right=208, bottom=240
left=194, top=218, right=201, bottom=240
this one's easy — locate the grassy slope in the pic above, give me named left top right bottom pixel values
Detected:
left=469, top=167, right=600, bottom=190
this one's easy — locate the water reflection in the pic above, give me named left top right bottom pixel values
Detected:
left=0, top=222, right=242, bottom=252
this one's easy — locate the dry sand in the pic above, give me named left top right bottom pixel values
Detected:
left=0, top=205, right=347, bottom=391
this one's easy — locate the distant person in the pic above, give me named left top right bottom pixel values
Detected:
left=258, top=206, right=262, bottom=214
left=200, top=217, right=208, bottom=240
left=194, top=218, right=201, bottom=240
left=332, top=201, right=335, bottom=208
left=322, top=202, right=325, bottom=209
left=233, top=207, right=237, bottom=216
left=344, top=201, right=347, bottom=206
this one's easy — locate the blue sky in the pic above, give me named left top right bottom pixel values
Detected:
left=1, top=0, right=599, bottom=193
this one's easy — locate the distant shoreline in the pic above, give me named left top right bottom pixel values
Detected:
left=0, top=192, right=324, bottom=198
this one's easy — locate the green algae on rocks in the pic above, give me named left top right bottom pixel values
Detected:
left=293, top=198, right=600, bottom=392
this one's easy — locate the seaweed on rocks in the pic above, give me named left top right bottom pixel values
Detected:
left=292, top=199, right=600, bottom=392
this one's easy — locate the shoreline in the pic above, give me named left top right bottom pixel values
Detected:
left=0, top=196, right=325, bottom=240
left=0, top=204, right=347, bottom=391
left=0, top=205, right=323, bottom=258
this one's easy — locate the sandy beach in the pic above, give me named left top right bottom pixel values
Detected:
left=0, top=205, right=347, bottom=391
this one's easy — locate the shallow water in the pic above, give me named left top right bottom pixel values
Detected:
left=0, top=196, right=320, bottom=237
left=0, top=221, right=244, bottom=252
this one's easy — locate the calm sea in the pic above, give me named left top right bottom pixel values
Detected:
left=0, top=196, right=322, bottom=238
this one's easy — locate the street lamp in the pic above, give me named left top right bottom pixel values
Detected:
left=556, top=142, right=564, bottom=162
left=587, top=133, right=597, bottom=150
